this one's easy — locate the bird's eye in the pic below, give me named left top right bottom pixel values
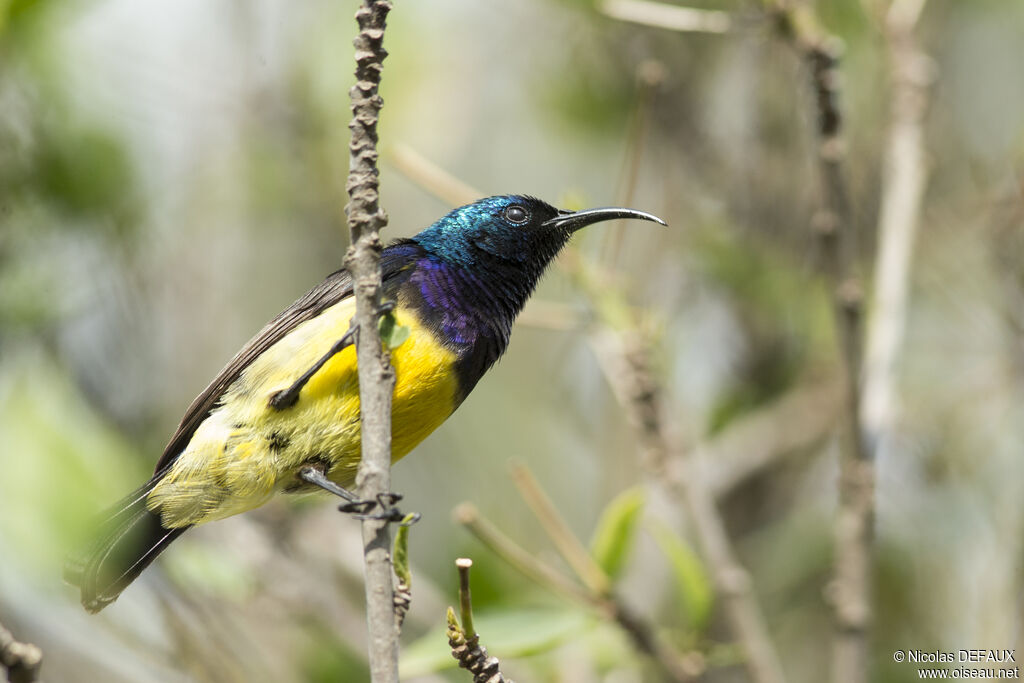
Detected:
left=503, top=205, right=529, bottom=225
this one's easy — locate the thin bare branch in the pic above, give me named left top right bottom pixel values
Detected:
left=515, top=300, right=586, bottom=332
left=453, top=503, right=598, bottom=607
left=604, top=59, right=666, bottom=265
left=389, top=144, right=480, bottom=207
left=601, top=0, right=732, bottom=34
left=861, top=0, right=931, bottom=460
left=509, top=463, right=612, bottom=598
left=343, top=1, right=399, bottom=680
left=766, top=4, right=878, bottom=681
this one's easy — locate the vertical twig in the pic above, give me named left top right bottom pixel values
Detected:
left=447, top=559, right=514, bottom=683
left=861, top=0, right=930, bottom=463
left=0, top=621, right=42, bottom=683
left=603, top=59, right=665, bottom=265
left=811, top=44, right=873, bottom=683
left=455, top=558, right=477, bottom=640
left=854, top=1, right=929, bottom=673
left=343, top=1, right=398, bottom=680
left=769, top=5, right=875, bottom=682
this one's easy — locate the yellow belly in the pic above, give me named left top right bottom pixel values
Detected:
left=148, top=297, right=459, bottom=527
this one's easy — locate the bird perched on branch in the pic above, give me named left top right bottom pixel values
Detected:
left=65, top=195, right=665, bottom=612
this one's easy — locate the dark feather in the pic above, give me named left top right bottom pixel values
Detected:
left=64, top=475, right=189, bottom=613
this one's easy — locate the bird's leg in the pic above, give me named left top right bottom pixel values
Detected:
left=298, top=466, right=418, bottom=524
left=269, top=327, right=356, bottom=410
left=269, top=300, right=397, bottom=410
left=296, top=465, right=359, bottom=502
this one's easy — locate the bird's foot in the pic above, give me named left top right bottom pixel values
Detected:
left=339, top=492, right=420, bottom=525
left=297, top=467, right=419, bottom=525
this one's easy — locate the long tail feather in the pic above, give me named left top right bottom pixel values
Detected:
left=65, top=475, right=189, bottom=613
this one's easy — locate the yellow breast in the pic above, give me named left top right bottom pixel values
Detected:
left=148, top=297, right=460, bottom=527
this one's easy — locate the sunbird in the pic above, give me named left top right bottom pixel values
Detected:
left=66, top=195, right=665, bottom=612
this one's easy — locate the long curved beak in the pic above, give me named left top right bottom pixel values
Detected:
left=542, top=206, right=668, bottom=233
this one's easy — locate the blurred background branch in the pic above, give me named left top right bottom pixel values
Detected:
left=763, top=5, right=872, bottom=682
left=600, top=0, right=733, bottom=35
left=861, top=0, right=931, bottom=478
left=0, top=621, right=42, bottom=683
left=569, top=254, right=788, bottom=683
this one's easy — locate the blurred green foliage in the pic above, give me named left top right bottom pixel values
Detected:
left=302, top=623, right=371, bottom=683
left=649, top=521, right=714, bottom=634
left=0, top=353, right=147, bottom=571
left=588, top=486, right=645, bottom=580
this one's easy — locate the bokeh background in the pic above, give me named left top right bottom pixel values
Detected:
left=1, top=0, right=1023, bottom=681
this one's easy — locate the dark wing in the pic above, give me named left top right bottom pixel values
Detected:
left=153, top=240, right=425, bottom=474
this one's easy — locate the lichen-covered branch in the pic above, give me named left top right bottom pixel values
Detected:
left=0, top=621, right=42, bottom=683
left=342, top=1, right=398, bottom=680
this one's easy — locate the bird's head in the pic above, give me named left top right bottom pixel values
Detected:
left=413, top=194, right=666, bottom=270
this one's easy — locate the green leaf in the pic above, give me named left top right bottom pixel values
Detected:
left=386, top=323, right=410, bottom=349
left=400, top=608, right=592, bottom=678
left=392, top=515, right=414, bottom=588
left=648, top=521, right=714, bottom=632
left=377, top=309, right=410, bottom=350
left=589, top=487, right=645, bottom=580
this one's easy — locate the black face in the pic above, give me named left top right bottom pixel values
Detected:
left=414, top=194, right=665, bottom=269
left=458, top=195, right=565, bottom=265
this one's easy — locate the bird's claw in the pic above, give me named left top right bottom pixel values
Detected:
left=339, top=492, right=417, bottom=524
